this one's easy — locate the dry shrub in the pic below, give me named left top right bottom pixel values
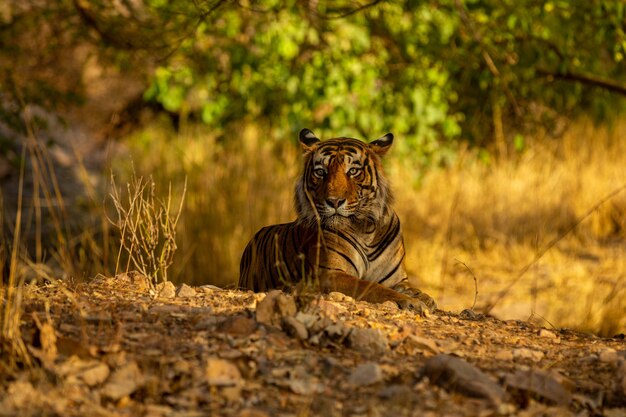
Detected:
left=108, top=173, right=185, bottom=287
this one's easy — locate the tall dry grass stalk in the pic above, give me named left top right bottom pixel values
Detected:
left=1, top=148, right=32, bottom=370
left=122, top=120, right=625, bottom=335
left=1, top=103, right=111, bottom=370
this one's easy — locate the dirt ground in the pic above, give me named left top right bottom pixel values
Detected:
left=1, top=274, right=625, bottom=417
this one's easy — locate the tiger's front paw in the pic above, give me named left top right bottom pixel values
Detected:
left=396, top=297, right=431, bottom=316
left=393, top=283, right=437, bottom=312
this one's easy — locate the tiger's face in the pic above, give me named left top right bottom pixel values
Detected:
left=295, top=129, right=394, bottom=228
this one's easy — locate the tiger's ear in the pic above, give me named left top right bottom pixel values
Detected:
left=369, top=133, right=394, bottom=157
left=299, top=128, right=320, bottom=152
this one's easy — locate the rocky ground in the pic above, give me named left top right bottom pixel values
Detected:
left=1, top=274, right=625, bottom=417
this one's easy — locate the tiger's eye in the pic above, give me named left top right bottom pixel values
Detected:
left=347, top=167, right=362, bottom=176
left=314, top=168, right=326, bottom=177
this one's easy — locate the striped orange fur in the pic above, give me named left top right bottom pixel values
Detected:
left=239, top=129, right=436, bottom=312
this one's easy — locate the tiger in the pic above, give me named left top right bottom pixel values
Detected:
left=238, top=128, right=436, bottom=313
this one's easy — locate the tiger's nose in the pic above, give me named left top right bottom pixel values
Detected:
left=325, top=197, right=346, bottom=209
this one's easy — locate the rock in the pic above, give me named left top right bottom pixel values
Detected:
left=459, top=309, right=485, bottom=321
left=217, top=315, right=258, bottom=337
left=348, top=362, right=384, bottom=386
left=282, top=316, right=308, bottom=341
left=77, top=361, right=110, bottom=387
left=494, top=350, right=514, bottom=361
left=513, top=347, right=544, bottom=362
left=312, top=299, right=348, bottom=319
left=155, top=281, right=176, bottom=299
left=503, top=369, right=572, bottom=406
left=2, top=381, right=39, bottom=409
left=116, top=271, right=151, bottom=291
left=101, top=361, right=144, bottom=400
left=255, top=290, right=296, bottom=327
left=294, top=311, right=319, bottom=329
left=538, top=329, right=558, bottom=339
left=422, top=354, right=507, bottom=404
left=205, top=357, right=242, bottom=387
left=176, top=283, right=196, bottom=298
left=598, top=348, right=619, bottom=364
left=402, top=335, right=440, bottom=355
left=239, top=410, right=271, bottom=417
left=56, top=356, right=110, bottom=387
left=348, top=328, right=389, bottom=357
left=328, top=291, right=352, bottom=302
left=378, top=384, right=417, bottom=403
left=324, top=322, right=348, bottom=339
left=286, top=367, right=324, bottom=395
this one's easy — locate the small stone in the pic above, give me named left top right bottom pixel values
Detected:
left=155, top=281, right=176, bottom=299
left=206, top=358, right=242, bottom=387
left=255, top=290, right=296, bottom=327
left=78, top=362, right=110, bottom=387
left=217, top=315, right=258, bottom=337
left=313, top=299, right=348, bottom=318
left=348, top=328, right=389, bottom=357
left=239, top=410, right=271, bottom=417
left=459, top=309, right=484, bottom=321
left=282, top=316, right=308, bottom=341
left=494, top=350, right=514, bottom=361
left=324, top=322, right=348, bottom=339
left=403, top=335, right=440, bottom=355
left=503, top=369, right=572, bottom=406
left=286, top=367, right=323, bottom=395
left=101, top=361, right=144, bottom=400
left=116, top=272, right=150, bottom=291
left=176, top=283, right=196, bottom=298
left=378, top=384, right=416, bottom=403
left=538, top=329, right=558, bottom=339
left=328, top=292, right=351, bottom=302
left=348, top=362, right=384, bottom=386
left=513, top=347, right=544, bottom=362
left=598, top=348, right=619, bottom=364
left=422, top=354, right=507, bottom=404
left=2, top=381, right=39, bottom=409
left=295, top=311, right=319, bottom=329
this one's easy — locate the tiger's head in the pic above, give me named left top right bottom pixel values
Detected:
left=295, top=128, right=394, bottom=229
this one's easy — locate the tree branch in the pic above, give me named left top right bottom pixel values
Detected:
left=537, top=68, right=626, bottom=97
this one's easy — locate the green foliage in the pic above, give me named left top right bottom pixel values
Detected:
left=143, top=1, right=463, bottom=165
left=1, top=0, right=626, bottom=161
left=140, top=0, right=626, bottom=158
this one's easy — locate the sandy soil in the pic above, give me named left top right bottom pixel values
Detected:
left=1, top=274, right=625, bottom=417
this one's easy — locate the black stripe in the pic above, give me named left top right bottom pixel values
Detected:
left=368, top=219, right=400, bottom=260
left=326, top=246, right=359, bottom=275
left=379, top=260, right=401, bottom=285
left=327, top=229, right=368, bottom=264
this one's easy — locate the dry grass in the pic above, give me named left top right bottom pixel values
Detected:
left=121, top=119, right=626, bottom=336
left=107, top=172, right=186, bottom=287
left=121, top=122, right=299, bottom=287
left=397, top=121, right=626, bottom=336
